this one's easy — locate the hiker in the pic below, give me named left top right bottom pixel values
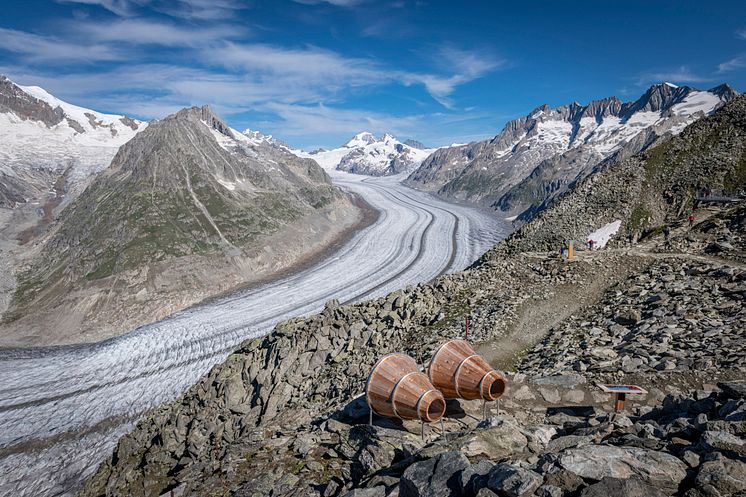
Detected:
left=587, top=239, right=595, bottom=251
left=663, top=226, right=671, bottom=241
left=560, top=244, right=566, bottom=258
left=688, top=213, right=696, bottom=228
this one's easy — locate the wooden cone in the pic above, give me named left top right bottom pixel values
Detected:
left=428, top=339, right=507, bottom=401
left=366, top=353, right=446, bottom=422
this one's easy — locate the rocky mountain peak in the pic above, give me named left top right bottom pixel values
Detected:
left=178, top=105, right=234, bottom=139
left=709, top=83, right=739, bottom=100
left=345, top=131, right=377, bottom=148
left=404, top=139, right=427, bottom=150
left=621, top=82, right=695, bottom=117
left=0, top=75, right=65, bottom=127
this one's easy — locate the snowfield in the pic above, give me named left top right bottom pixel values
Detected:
left=587, top=220, right=622, bottom=248
left=0, top=171, right=509, bottom=497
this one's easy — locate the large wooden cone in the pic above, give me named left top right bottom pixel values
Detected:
left=366, top=353, right=446, bottom=422
left=428, top=339, right=507, bottom=401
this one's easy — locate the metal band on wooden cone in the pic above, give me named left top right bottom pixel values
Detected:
left=416, top=389, right=445, bottom=422
left=479, top=370, right=507, bottom=401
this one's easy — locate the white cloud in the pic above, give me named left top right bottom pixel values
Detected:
left=718, top=55, right=746, bottom=73
left=293, top=0, right=367, bottom=6
left=0, top=27, right=124, bottom=62
left=635, top=66, right=711, bottom=86
left=56, top=0, right=147, bottom=16
left=78, top=19, right=242, bottom=46
left=259, top=102, right=423, bottom=137
left=155, top=0, right=246, bottom=20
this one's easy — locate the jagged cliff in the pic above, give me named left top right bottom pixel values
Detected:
left=406, top=83, right=737, bottom=221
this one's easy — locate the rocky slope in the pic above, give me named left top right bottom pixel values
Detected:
left=499, top=92, right=746, bottom=254
left=301, top=132, right=436, bottom=176
left=78, top=95, right=746, bottom=497
left=0, top=105, right=363, bottom=346
left=406, top=83, right=737, bottom=221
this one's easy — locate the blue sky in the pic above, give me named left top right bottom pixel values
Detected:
left=1, top=0, right=745, bottom=149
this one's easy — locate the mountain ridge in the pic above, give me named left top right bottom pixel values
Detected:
left=298, top=131, right=436, bottom=176
left=406, top=83, right=738, bottom=220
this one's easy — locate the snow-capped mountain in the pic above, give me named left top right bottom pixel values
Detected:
left=0, top=75, right=146, bottom=207
left=406, top=83, right=738, bottom=220
left=5, top=104, right=353, bottom=342
left=300, top=132, right=436, bottom=176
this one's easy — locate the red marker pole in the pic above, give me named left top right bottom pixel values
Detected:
left=465, top=316, right=469, bottom=339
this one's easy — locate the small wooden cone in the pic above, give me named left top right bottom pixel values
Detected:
left=366, top=353, right=446, bottom=422
left=428, top=339, right=507, bottom=401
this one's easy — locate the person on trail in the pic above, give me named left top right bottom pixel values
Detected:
left=663, top=226, right=671, bottom=247
left=688, top=213, right=696, bottom=228
left=587, top=239, right=595, bottom=251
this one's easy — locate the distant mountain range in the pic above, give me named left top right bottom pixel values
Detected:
left=298, top=132, right=436, bottom=176
left=405, top=83, right=738, bottom=221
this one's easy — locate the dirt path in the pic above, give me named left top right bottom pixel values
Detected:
left=475, top=253, right=648, bottom=371
left=475, top=238, right=745, bottom=371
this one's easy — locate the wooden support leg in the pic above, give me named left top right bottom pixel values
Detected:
left=369, top=408, right=373, bottom=427
left=615, top=392, right=626, bottom=413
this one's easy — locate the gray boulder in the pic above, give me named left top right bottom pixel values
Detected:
left=579, top=476, right=668, bottom=497
left=342, top=488, right=387, bottom=497
left=558, top=445, right=687, bottom=492
left=695, top=455, right=746, bottom=496
left=487, top=463, right=543, bottom=497
left=400, top=451, right=470, bottom=497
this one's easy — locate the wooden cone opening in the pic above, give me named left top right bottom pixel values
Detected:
left=366, top=353, right=445, bottom=422
left=428, top=339, right=507, bottom=401
left=481, top=370, right=507, bottom=401
left=417, top=389, right=446, bottom=422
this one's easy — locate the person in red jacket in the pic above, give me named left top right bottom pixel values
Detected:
left=688, top=213, right=696, bottom=228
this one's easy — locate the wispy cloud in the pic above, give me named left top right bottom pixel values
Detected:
left=77, top=18, right=243, bottom=46
left=402, top=47, right=505, bottom=107
left=635, top=66, right=712, bottom=86
left=293, top=0, right=367, bottom=6
left=260, top=102, right=423, bottom=137
left=718, top=54, right=746, bottom=73
left=737, top=29, right=746, bottom=40
left=155, top=0, right=246, bottom=20
left=56, top=0, right=147, bottom=16
left=0, top=27, right=124, bottom=62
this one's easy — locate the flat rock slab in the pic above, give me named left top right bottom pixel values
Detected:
left=558, top=445, right=687, bottom=492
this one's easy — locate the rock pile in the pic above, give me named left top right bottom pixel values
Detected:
left=521, top=259, right=746, bottom=376
left=322, top=381, right=745, bottom=497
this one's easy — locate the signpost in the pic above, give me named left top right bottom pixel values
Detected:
left=598, top=384, right=648, bottom=412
